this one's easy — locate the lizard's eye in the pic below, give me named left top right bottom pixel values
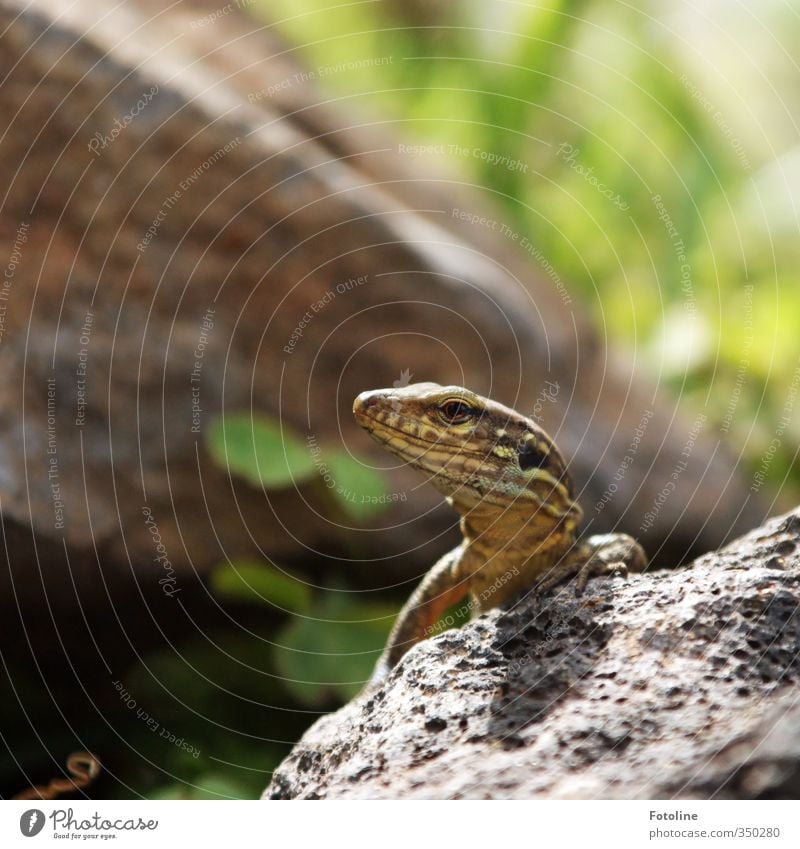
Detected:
left=438, top=399, right=475, bottom=425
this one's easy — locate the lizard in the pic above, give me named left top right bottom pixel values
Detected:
left=353, top=382, right=647, bottom=688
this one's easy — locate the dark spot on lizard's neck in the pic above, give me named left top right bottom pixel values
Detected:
left=518, top=442, right=548, bottom=470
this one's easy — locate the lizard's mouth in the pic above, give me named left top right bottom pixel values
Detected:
left=354, top=411, right=431, bottom=458
left=354, top=393, right=451, bottom=452
left=353, top=398, right=489, bottom=500
left=354, top=390, right=499, bottom=459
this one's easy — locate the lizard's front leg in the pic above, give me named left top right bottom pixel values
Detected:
left=367, top=545, right=469, bottom=690
left=534, top=533, right=647, bottom=597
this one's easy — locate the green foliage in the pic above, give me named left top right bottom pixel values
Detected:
left=210, top=559, right=312, bottom=613
left=151, top=772, right=264, bottom=800
left=125, top=626, right=300, bottom=799
left=323, top=451, right=396, bottom=520
left=206, top=413, right=392, bottom=520
left=116, top=566, right=395, bottom=797
left=206, top=415, right=316, bottom=488
left=272, top=590, right=395, bottom=705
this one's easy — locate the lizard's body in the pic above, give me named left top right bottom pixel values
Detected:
left=353, top=382, right=647, bottom=687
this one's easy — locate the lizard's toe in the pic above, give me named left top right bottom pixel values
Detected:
left=575, top=558, right=628, bottom=593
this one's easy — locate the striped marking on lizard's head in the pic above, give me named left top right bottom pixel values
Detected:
left=353, top=382, right=581, bottom=525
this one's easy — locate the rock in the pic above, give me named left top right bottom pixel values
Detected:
left=265, top=507, right=800, bottom=799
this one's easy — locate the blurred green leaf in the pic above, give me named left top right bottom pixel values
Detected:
left=152, top=772, right=256, bottom=800
left=206, top=414, right=316, bottom=489
left=272, top=590, right=396, bottom=705
left=325, top=451, right=393, bottom=520
left=210, top=559, right=312, bottom=613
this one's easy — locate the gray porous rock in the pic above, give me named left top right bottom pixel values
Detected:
left=265, top=508, right=800, bottom=799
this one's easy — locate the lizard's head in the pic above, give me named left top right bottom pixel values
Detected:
left=353, top=382, right=582, bottom=528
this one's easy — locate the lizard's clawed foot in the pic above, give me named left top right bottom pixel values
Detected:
left=574, top=558, right=628, bottom=593
left=535, top=533, right=646, bottom=598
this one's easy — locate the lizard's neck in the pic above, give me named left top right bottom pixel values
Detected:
left=459, top=503, right=577, bottom=569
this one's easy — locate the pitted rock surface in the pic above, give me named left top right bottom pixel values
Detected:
left=265, top=508, right=800, bottom=799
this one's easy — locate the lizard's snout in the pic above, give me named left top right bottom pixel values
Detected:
left=353, top=390, right=383, bottom=423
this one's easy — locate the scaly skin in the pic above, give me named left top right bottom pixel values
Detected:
left=353, top=382, right=647, bottom=688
